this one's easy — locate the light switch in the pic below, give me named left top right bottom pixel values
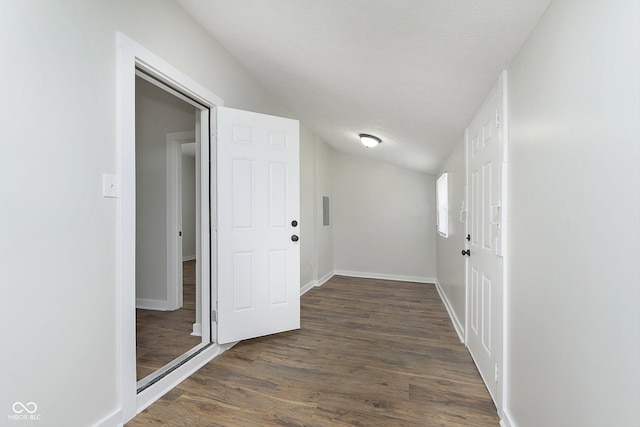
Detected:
left=103, top=174, right=119, bottom=198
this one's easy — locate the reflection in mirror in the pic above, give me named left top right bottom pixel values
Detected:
left=134, top=76, right=206, bottom=390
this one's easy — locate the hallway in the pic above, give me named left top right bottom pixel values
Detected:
left=128, top=276, right=498, bottom=426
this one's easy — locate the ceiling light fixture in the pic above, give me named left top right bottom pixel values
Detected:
left=359, top=133, right=381, bottom=148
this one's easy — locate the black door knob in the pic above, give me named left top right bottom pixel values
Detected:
left=291, top=220, right=298, bottom=227
left=461, top=249, right=470, bottom=256
left=291, top=235, right=299, bottom=242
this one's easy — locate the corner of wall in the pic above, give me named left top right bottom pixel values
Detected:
left=94, top=409, right=123, bottom=427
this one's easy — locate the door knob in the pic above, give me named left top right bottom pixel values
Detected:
left=291, top=235, right=299, bottom=242
left=461, top=249, right=470, bottom=256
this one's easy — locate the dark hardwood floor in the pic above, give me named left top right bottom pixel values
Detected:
left=129, top=275, right=499, bottom=426
left=136, top=260, right=201, bottom=380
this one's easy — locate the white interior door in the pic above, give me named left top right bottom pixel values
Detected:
left=466, top=79, right=504, bottom=410
left=216, top=106, right=300, bottom=344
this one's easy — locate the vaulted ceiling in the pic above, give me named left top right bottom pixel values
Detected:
left=176, top=0, right=550, bottom=174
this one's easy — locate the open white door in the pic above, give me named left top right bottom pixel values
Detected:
left=216, top=107, right=300, bottom=344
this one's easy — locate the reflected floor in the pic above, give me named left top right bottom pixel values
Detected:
left=136, top=260, right=200, bottom=380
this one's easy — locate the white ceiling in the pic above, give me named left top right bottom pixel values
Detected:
left=176, top=0, right=550, bottom=174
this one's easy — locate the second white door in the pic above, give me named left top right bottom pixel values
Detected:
left=216, top=107, right=300, bottom=345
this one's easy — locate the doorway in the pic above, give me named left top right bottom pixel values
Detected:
left=134, top=76, right=204, bottom=387
left=117, top=34, right=220, bottom=422
left=117, top=33, right=301, bottom=424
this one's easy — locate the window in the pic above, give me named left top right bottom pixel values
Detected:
left=436, top=173, right=449, bottom=237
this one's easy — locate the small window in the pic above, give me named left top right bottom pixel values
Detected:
left=436, top=173, right=449, bottom=237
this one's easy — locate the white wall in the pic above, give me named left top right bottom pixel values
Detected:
left=0, top=1, right=296, bottom=425
left=135, top=77, right=195, bottom=303
left=332, top=151, right=437, bottom=282
left=314, top=134, right=335, bottom=282
left=300, top=126, right=336, bottom=289
left=181, top=149, right=197, bottom=260
left=435, top=138, right=466, bottom=337
left=299, top=124, right=316, bottom=288
left=505, top=0, right=640, bottom=426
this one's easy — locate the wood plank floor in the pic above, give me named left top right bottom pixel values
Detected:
left=128, top=275, right=499, bottom=426
left=136, top=260, right=201, bottom=380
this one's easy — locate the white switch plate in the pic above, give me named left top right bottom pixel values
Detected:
left=103, top=174, right=119, bottom=198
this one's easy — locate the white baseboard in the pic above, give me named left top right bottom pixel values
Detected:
left=191, top=322, right=202, bottom=336
left=94, top=409, right=123, bottom=427
left=317, top=271, right=334, bottom=286
left=300, top=271, right=336, bottom=296
left=334, top=270, right=436, bottom=284
left=136, top=298, right=169, bottom=311
left=500, top=409, right=516, bottom=427
left=136, top=342, right=235, bottom=416
left=182, top=254, right=196, bottom=262
left=300, top=280, right=317, bottom=295
left=434, top=279, right=465, bottom=343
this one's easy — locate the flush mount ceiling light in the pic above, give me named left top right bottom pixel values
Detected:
left=359, top=133, right=382, bottom=148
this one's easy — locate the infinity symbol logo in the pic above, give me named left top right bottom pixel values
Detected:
left=12, top=402, right=37, bottom=414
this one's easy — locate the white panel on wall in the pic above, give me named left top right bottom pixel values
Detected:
left=269, top=249, right=288, bottom=305
left=233, top=159, right=253, bottom=229
left=233, top=252, right=254, bottom=311
left=269, top=163, right=287, bottom=229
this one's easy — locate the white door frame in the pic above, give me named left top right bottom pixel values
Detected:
left=116, top=33, right=224, bottom=423
left=464, top=70, right=509, bottom=419
left=166, top=131, right=196, bottom=311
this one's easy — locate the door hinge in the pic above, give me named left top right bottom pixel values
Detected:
left=212, top=310, right=217, bottom=322
left=494, top=363, right=499, bottom=382
left=495, top=110, right=500, bottom=128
